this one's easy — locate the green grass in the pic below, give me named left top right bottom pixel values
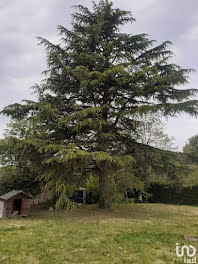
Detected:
left=0, top=203, right=198, bottom=263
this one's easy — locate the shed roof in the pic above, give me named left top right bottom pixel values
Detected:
left=0, top=190, right=33, bottom=200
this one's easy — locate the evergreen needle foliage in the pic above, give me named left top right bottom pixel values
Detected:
left=1, top=0, right=198, bottom=208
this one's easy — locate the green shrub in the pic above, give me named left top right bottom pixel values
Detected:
left=0, top=166, right=39, bottom=196
left=149, top=183, right=198, bottom=205
left=86, top=186, right=100, bottom=204
left=85, top=176, right=99, bottom=204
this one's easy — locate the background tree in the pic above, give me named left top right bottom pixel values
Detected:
left=183, top=134, right=198, bottom=153
left=1, top=0, right=198, bottom=208
left=132, top=113, right=177, bottom=151
left=182, top=134, right=198, bottom=186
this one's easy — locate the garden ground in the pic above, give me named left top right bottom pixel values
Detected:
left=0, top=203, right=198, bottom=264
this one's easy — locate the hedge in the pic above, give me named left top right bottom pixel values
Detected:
left=148, top=183, right=198, bottom=205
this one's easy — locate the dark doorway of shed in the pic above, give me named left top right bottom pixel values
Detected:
left=70, top=190, right=84, bottom=204
left=13, top=199, right=22, bottom=214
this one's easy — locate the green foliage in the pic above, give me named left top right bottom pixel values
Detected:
left=1, top=0, right=198, bottom=208
left=85, top=171, right=145, bottom=205
left=149, top=182, right=198, bottom=205
left=128, top=141, right=189, bottom=187
left=182, top=165, right=198, bottom=186
left=183, top=134, right=198, bottom=153
left=86, top=176, right=100, bottom=204
left=182, top=134, right=198, bottom=166
left=0, top=166, right=39, bottom=196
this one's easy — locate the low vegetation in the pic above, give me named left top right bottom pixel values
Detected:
left=1, top=203, right=198, bottom=264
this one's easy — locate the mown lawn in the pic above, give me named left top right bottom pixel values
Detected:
left=0, top=203, right=198, bottom=264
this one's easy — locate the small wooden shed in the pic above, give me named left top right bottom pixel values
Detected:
left=0, top=190, right=33, bottom=218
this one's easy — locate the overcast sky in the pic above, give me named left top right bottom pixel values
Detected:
left=1, top=0, right=198, bottom=150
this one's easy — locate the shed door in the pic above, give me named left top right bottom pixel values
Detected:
left=13, top=199, right=22, bottom=214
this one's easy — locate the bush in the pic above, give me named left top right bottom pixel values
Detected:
left=148, top=183, right=198, bottom=205
left=86, top=186, right=100, bottom=204
left=85, top=176, right=99, bottom=204
left=0, top=166, right=39, bottom=196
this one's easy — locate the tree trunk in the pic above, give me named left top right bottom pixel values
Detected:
left=99, top=172, right=112, bottom=209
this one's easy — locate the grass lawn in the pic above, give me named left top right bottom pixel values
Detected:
left=0, top=203, right=198, bottom=264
